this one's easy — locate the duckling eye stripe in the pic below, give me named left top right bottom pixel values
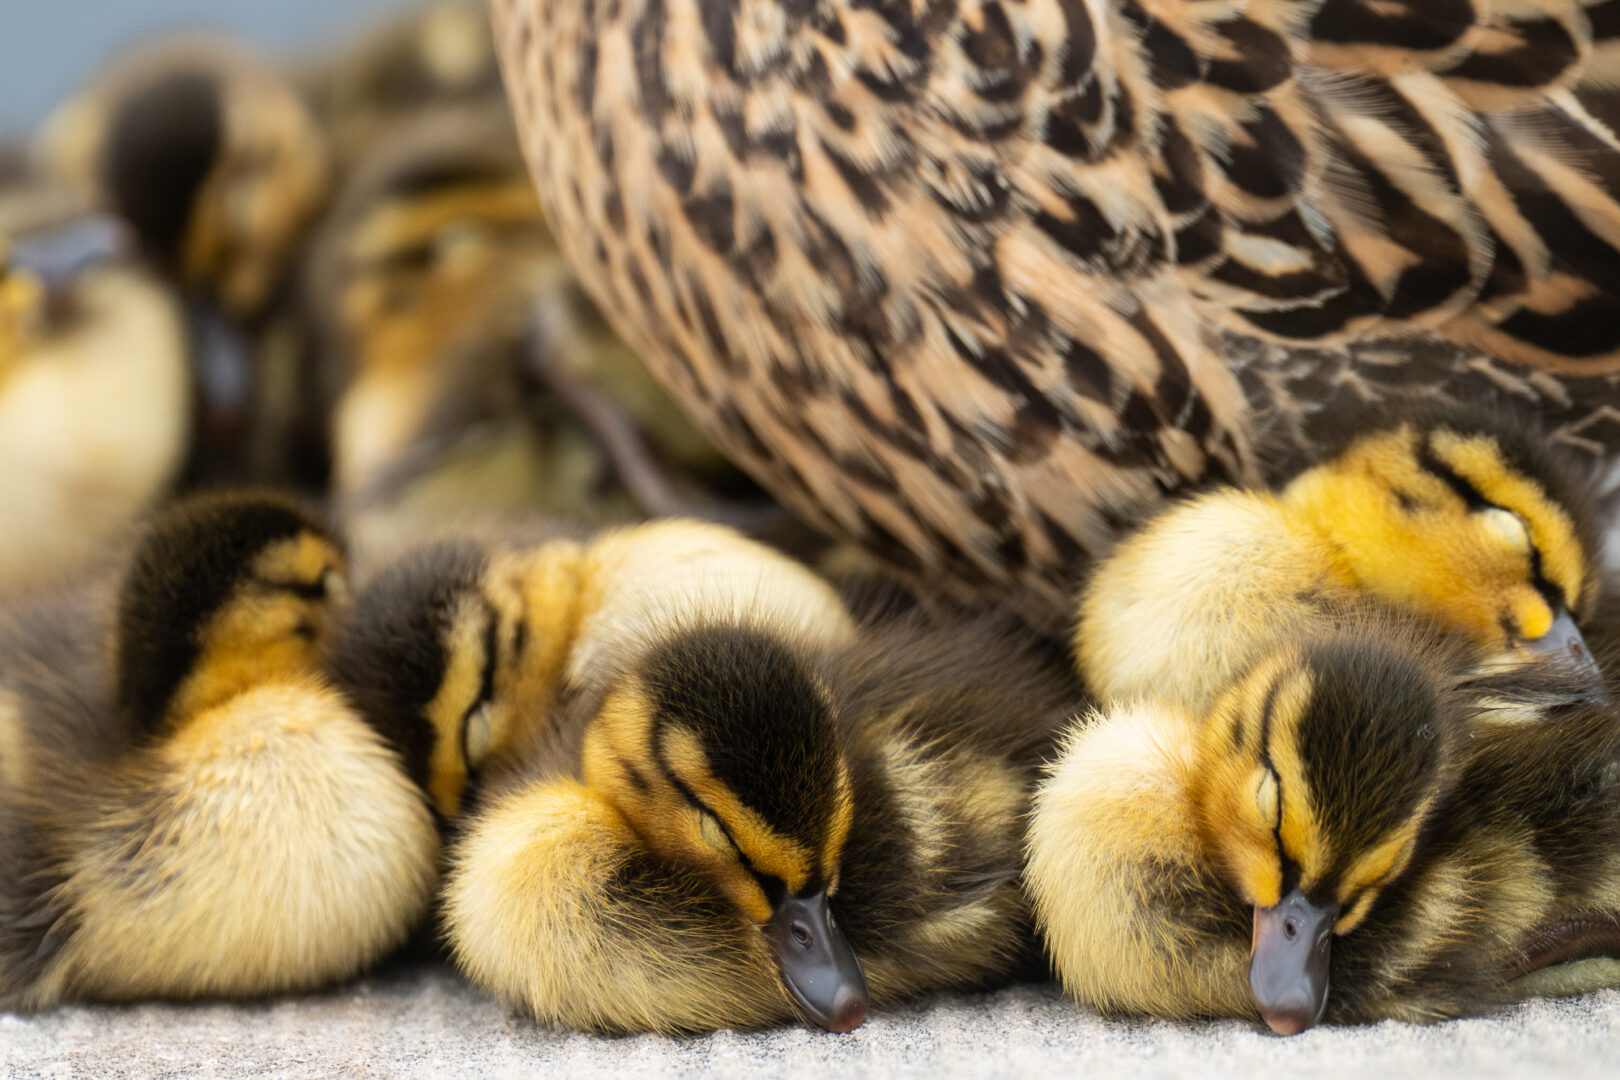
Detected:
left=458, top=601, right=500, bottom=770
left=651, top=731, right=792, bottom=900
left=1524, top=541, right=1565, bottom=611
left=1417, top=436, right=1489, bottom=510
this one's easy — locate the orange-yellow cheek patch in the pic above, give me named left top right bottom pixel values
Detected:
left=1510, top=590, right=1556, bottom=642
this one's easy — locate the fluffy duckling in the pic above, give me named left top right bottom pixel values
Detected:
left=38, top=34, right=333, bottom=485
left=1027, top=624, right=1620, bottom=1033
left=0, top=211, right=188, bottom=597
left=308, top=107, right=800, bottom=560
left=330, top=521, right=1078, bottom=1033
left=1077, top=409, right=1602, bottom=714
left=39, top=34, right=328, bottom=325
left=307, top=108, right=630, bottom=556
left=294, top=1, right=505, bottom=175
left=0, top=492, right=438, bottom=1008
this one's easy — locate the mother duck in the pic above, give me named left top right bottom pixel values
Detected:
left=493, top=0, right=1620, bottom=627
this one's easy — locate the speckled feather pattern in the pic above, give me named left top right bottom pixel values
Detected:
left=494, top=0, right=1620, bottom=626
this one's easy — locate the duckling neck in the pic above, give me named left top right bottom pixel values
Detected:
left=155, top=635, right=323, bottom=731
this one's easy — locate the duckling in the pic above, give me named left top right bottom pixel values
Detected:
left=0, top=492, right=438, bottom=1008
left=1076, top=408, right=1603, bottom=714
left=39, top=34, right=328, bottom=325
left=329, top=521, right=1078, bottom=1032
left=1027, top=623, right=1620, bottom=1033
left=37, top=34, right=333, bottom=486
left=307, top=108, right=805, bottom=561
left=0, top=209, right=188, bottom=597
left=294, top=1, right=506, bottom=175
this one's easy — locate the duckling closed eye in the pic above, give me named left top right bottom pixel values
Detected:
left=0, top=491, right=437, bottom=1009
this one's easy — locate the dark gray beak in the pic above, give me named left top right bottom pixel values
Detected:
left=1250, top=888, right=1337, bottom=1035
left=766, top=889, right=869, bottom=1033
left=1526, top=609, right=1604, bottom=694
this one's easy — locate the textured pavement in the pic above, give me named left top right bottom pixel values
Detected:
left=6, top=964, right=1619, bottom=1079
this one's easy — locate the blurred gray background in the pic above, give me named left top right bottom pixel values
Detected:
left=0, top=0, right=420, bottom=134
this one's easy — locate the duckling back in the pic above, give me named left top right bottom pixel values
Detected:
left=832, top=610, right=1080, bottom=999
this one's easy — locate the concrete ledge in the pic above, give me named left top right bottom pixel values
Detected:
left=6, top=965, right=1618, bottom=1079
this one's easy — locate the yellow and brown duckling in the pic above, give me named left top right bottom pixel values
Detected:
left=307, top=107, right=633, bottom=556
left=294, top=0, right=506, bottom=175
left=1028, top=623, right=1620, bottom=1033
left=0, top=209, right=188, bottom=597
left=39, top=34, right=328, bottom=326
left=38, top=34, right=333, bottom=486
left=0, top=491, right=438, bottom=1008
left=306, top=105, right=799, bottom=562
left=329, top=520, right=1078, bottom=1032
left=1076, top=408, right=1603, bottom=715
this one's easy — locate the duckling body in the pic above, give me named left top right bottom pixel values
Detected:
left=1076, top=410, right=1601, bottom=713
left=1029, top=628, right=1620, bottom=1029
left=332, top=520, right=1078, bottom=1032
left=0, top=217, right=188, bottom=596
left=494, top=0, right=1620, bottom=627
left=0, top=493, right=438, bottom=1008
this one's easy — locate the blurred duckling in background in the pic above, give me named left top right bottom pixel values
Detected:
left=39, top=34, right=327, bottom=325
left=307, top=107, right=629, bottom=556
left=307, top=108, right=791, bottom=562
left=1028, top=624, right=1620, bottom=1033
left=37, top=34, right=332, bottom=485
left=294, top=1, right=504, bottom=175
left=0, top=206, right=188, bottom=597
left=0, top=492, right=438, bottom=1008
left=329, top=520, right=1078, bottom=1032
left=1077, top=409, right=1602, bottom=714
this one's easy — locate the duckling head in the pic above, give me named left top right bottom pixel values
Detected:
left=1281, top=417, right=1597, bottom=679
left=115, top=490, right=349, bottom=730
left=1192, top=634, right=1457, bottom=1034
left=580, top=623, right=869, bottom=1032
left=50, top=36, right=330, bottom=320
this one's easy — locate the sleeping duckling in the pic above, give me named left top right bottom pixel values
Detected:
left=1027, top=625, right=1620, bottom=1034
left=294, top=0, right=505, bottom=175
left=330, top=521, right=1078, bottom=1032
left=38, top=34, right=328, bottom=325
left=37, top=34, right=333, bottom=485
left=0, top=211, right=188, bottom=597
left=1077, top=408, right=1601, bottom=713
left=0, top=492, right=438, bottom=1008
left=307, top=107, right=788, bottom=561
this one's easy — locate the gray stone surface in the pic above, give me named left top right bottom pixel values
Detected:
left=5, top=965, right=1618, bottom=1079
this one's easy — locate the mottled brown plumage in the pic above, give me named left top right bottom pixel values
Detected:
left=494, top=0, right=1620, bottom=627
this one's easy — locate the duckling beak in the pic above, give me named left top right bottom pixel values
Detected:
left=9, top=215, right=132, bottom=315
left=766, top=889, right=869, bottom=1033
left=1249, top=888, right=1336, bottom=1035
left=1525, top=610, right=1604, bottom=693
